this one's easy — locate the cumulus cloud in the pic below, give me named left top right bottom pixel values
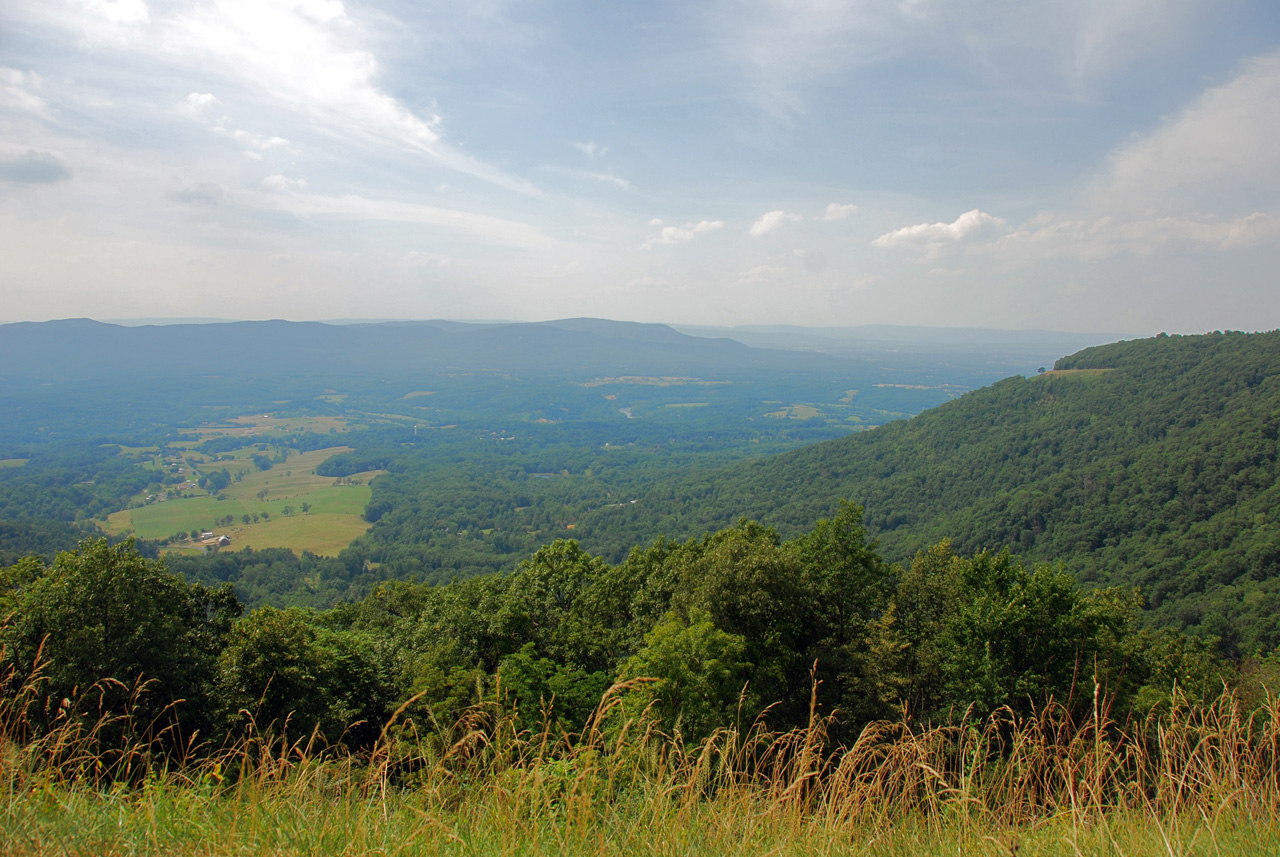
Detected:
left=819, top=202, right=856, bottom=221
left=872, top=209, right=1006, bottom=249
left=0, top=151, right=71, bottom=183
left=641, top=218, right=724, bottom=249
left=749, top=209, right=802, bottom=237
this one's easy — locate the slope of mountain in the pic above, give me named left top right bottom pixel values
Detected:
left=573, top=331, right=1280, bottom=653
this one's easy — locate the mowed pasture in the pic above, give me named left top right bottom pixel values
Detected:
left=104, top=446, right=383, bottom=556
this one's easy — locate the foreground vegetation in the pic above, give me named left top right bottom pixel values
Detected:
left=3, top=520, right=1279, bottom=852
left=2, top=654, right=1278, bottom=856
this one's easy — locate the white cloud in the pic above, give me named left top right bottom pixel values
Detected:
left=37, top=0, right=538, bottom=194
left=978, top=51, right=1280, bottom=265
left=986, top=211, right=1280, bottom=263
left=749, top=209, right=802, bottom=237
left=0, top=68, right=47, bottom=115
left=262, top=173, right=306, bottom=191
left=1091, top=51, right=1280, bottom=213
left=211, top=119, right=289, bottom=155
left=84, top=0, right=150, bottom=26
left=819, top=202, right=856, bottom=221
left=641, top=219, right=724, bottom=249
left=179, top=91, right=217, bottom=116
left=736, top=263, right=785, bottom=284
left=872, top=209, right=1006, bottom=249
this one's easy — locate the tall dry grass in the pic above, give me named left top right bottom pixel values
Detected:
left=3, top=654, right=1279, bottom=855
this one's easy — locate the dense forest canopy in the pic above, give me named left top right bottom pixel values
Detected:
left=568, top=331, right=1280, bottom=653
left=0, top=518, right=1234, bottom=755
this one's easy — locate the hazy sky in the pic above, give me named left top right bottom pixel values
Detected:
left=2, top=0, right=1278, bottom=332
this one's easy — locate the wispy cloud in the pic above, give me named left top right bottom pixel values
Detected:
left=0, top=68, right=49, bottom=115
left=249, top=190, right=559, bottom=250
left=542, top=165, right=632, bottom=190
left=978, top=50, right=1280, bottom=264
left=736, top=263, right=785, bottom=284
left=707, top=0, right=1218, bottom=120
left=985, top=211, right=1280, bottom=263
left=37, top=0, right=539, bottom=194
left=572, top=141, right=607, bottom=160
left=1091, top=51, right=1280, bottom=213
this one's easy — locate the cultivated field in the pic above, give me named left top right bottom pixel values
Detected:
left=103, top=446, right=383, bottom=556
left=183, top=414, right=351, bottom=439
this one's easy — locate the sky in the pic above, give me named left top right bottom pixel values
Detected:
left=1, top=0, right=1279, bottom=333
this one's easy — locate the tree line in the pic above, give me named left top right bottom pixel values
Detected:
left=1, top=505, right=1242, bottom=758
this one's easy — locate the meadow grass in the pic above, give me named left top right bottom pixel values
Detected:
left=2, top=658, right=1277, bottom=857
left=104, top=445, right=381, bottom=553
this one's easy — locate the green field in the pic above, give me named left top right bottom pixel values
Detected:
left=0, top=458, right=27, bottom=468
left=103, top=446, right=383, bottom=556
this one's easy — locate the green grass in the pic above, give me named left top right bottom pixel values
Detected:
left=0, top=458, right=28, bottom=468
left=3, top=788, right=1274, bottom=856
left=2, top=680, right=1277, bottom=857
left=102, top=446, right=382, bottom=555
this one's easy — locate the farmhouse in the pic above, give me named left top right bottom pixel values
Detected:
left=217, top=535, right=231, bottom=547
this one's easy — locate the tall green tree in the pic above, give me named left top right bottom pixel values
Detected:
left=1, top=538, right=240, bottom=742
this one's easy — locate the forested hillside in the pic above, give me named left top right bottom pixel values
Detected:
left=572, top=331, right=1280, bottom=653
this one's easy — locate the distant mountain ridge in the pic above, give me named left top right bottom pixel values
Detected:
left=0, top=317, right=847, bottom=384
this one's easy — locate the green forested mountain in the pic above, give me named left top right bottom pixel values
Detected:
left=571, top=331, right=1280, bottom=653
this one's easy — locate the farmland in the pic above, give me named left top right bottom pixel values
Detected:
left=102, top=445, right=382, bottom=556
